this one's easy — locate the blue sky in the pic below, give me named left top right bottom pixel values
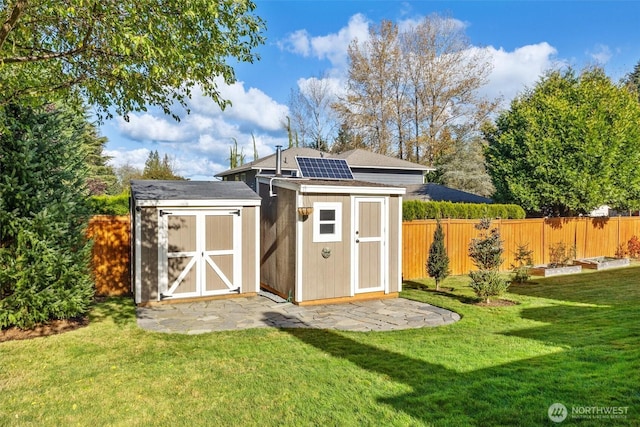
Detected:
left=101, top=1, right=640, bottom=180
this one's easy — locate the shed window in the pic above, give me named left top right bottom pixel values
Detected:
left=313, top=202, right=342, bottom=242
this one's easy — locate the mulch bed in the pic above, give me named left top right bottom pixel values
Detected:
left=0, top=317, right=88, bottom=343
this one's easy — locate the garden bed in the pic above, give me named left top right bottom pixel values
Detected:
left=530, top=265, right=582, bottom=277
left=574, top=257, right=630, bottom=270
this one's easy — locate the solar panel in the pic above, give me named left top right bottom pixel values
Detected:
left=295, top=156, right=354, bottom=180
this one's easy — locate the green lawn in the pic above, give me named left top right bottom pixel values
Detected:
left=1, top=267, right=638, bottom=426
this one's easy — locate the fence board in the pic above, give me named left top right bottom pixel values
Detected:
left=87, top=215, right=131, bottom=296
left=402, top=216, right=640, bottom=279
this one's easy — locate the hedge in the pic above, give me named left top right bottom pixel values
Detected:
left=88, top=193, right=130, bottom=216
left=403, top=200, right=525, bottom=221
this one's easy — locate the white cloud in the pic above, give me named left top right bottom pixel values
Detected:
left=105, top=148, right=150, bottom=170
left=105, top=77, right=291, bottom=179
left=587, top=43, right=612, bottom=64
left=297, top=75, right=346, bottom=100
left=280, top=13, right=370, bottom=70
left=117, top=114, right=185, bottom=142
left=279, top=29, right=311, bottom=56
left=481, top=42, right=561, bottom=105
left=189, top=78, right=288, bottom=132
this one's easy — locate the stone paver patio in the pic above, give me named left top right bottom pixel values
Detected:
left=136, top=295, right=460, bottom=334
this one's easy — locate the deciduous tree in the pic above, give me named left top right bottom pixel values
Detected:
left=334, top=14, right=497, bottom=165
left=0, top=0, right=265, bottom=119
left=288, top=75, right=338, bottom=151
left=484, top=67, right=640, bottom=216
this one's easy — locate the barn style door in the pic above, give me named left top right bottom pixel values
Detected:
left=353, top=197, right=387, bottom=294
left=158, top=209, right=241, bottom=300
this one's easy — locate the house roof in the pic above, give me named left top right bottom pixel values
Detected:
left=131, top=180, right=261, bottom=201
left=333, top=149, right=433, bottom=171
left=404, top=183, right=493, bottom=204
left=215, top=147, right=432, bottom=177
left=215, top=147, right=324, bottom=177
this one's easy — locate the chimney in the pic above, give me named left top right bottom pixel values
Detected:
left=275, top=145, right=282, bottom=177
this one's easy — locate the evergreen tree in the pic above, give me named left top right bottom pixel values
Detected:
left=624, top=60, right=640, bottom=103
left=142, top=150, right=185, bottom=180
left=427, top=220, right=450, bottom=290
left=0, top=100, right=95, bottom=328
left=80, top=116, right=118, bottom=195
left=468, top=218, right=508, bottom=303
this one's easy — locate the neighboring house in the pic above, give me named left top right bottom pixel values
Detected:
left=215, top=147, right=434, bottom=191
left=404, top=183, right=493, bottom=204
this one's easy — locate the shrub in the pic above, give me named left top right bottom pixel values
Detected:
left=511, top=243, right=534, bottom=283
left=89, top=193, right=130, bottom=215
left=614, top=244, right=628, bottom=259
left=403, top=200, right=525, bottom=221
left=627, top=235, right=640, bottom=259
left=548, top=242, right=576, bottom=268
left=468, top=218, right=509, bottom=303
left=427, top=220, right=450, bottom=290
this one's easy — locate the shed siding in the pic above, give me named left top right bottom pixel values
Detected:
left=387, top=195, right=401, bottom=293
left=241, top=206, right=259, bottom=292
left=259, top=184, right=296, bottom=298
left=140, top=207, right=159, bottom=303
left=301, top=193, right=352, bottom=301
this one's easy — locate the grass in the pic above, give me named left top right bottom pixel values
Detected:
left=1, top=267, right=639, bottom=426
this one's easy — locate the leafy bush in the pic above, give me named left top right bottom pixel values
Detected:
left=468, top=218, right=509, bottom=303
left=627, top=235, right=640, bottom=259
left=469, top=270, right=509, bottom=302
left=403, top=200, right=525, bottom=221
left=89, top=193, right=130, bottom=215
left=548, top=242, right=576, bottom=268
left=614, top=244, right=628, bottom=259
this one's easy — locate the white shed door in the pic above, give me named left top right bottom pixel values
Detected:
left=159, top=210, right=241, bottom=300
left=353, top=197, right=387, bottom=294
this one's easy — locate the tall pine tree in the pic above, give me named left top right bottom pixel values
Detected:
left=0, top=100, right=94, bottom=328
left=427, top=220, right=450, bottom=290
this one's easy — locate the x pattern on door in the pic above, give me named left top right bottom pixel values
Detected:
left=160, top=210, right=241, bottom=300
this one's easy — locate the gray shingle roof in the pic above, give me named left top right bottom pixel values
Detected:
left=333, top=149, right=433, bottom=171
left=215, top=147, right=432, bottom=177
left=131, top=180, right=261, bottom=201
left=215, top=147, right=324, bottom=176
left=404, top=183, right=493, bottom=204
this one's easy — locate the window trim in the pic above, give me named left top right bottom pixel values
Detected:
left=312, top=202, right=342, bottom=242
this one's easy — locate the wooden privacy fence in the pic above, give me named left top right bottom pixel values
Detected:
left=403, top=217, right=640, bottom=279
left=87, top=215, right=131, bottom=296
left=88, top=215, right=640, bottom=293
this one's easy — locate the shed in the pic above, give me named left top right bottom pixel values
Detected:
left=258, top=177, right=405, bottom=305
left=130, top=180, right=261, bottom=305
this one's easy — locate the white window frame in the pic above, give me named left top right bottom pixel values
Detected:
left=313, top=202, right=342, bottom=242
